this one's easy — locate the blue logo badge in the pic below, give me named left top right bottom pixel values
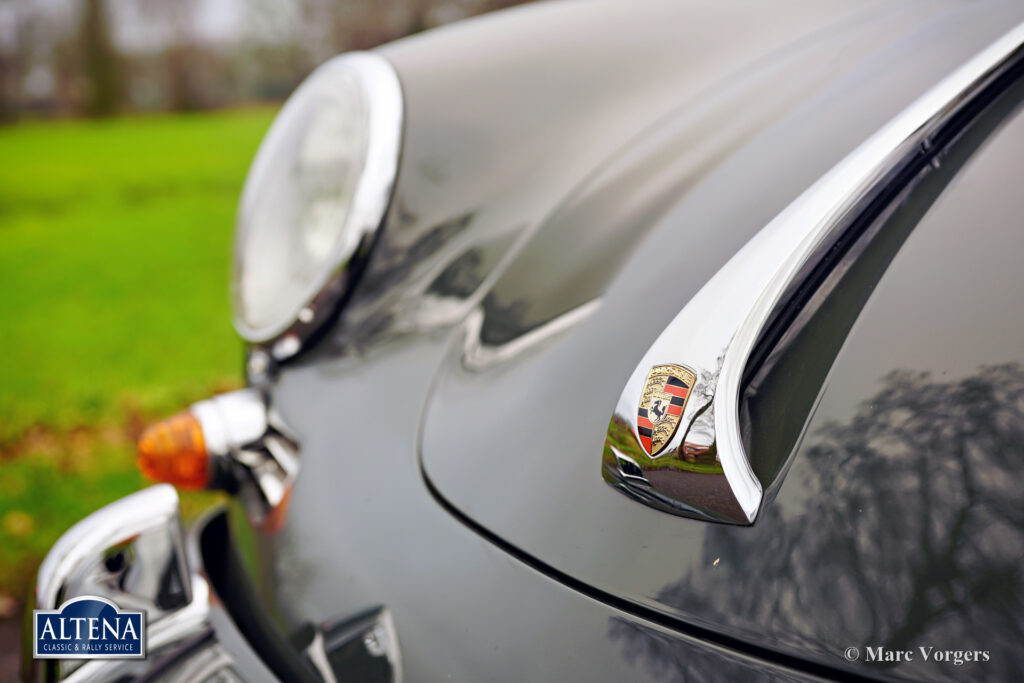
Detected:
left=33, top=596, right=146, bottom=659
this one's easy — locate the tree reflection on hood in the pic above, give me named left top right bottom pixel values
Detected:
left=612, top=364, right=1024, bottom=682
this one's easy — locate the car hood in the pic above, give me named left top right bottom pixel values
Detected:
left=325, top=0, right=1024, bottom=678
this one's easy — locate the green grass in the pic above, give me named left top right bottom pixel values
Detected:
left=0, top=108, right=275, bottom=599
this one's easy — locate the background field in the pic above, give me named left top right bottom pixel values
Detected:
left=0, top=108, right=275, bottom=608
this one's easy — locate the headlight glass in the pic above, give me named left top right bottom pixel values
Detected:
left=232, top=53, right=402, bottom=345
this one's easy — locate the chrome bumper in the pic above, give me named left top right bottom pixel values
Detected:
left=29, top=485, right=278, bottom=682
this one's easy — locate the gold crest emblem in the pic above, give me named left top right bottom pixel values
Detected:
left=637, top=364, right=697, bottom=456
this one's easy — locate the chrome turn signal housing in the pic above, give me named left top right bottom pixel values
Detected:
left=137, top=389, right=299, bottom=529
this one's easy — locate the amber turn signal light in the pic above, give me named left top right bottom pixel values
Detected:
left=137, top=412, right=210, bottom=490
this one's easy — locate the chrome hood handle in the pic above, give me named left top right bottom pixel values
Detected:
left=603, top=22, right=1024, bottom=524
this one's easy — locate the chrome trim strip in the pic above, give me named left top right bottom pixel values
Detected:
left=233, top=51, right=404, bottom=354
left=605, top=23, right=1024, bottom=524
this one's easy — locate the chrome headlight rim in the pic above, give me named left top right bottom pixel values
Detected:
left=231, top=51, right=403, bottom=351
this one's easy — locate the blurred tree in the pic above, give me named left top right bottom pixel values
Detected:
left=0, top=0, right=29, bottom=122
left=165, top=0, right=201, bottom=111
left=0, top=50, right=10, bottom=123
left=135, top=0, right=202, bottom=111
left=80, top=0, right=121, bottom=116
left=2, top=0, right=537, bottom=120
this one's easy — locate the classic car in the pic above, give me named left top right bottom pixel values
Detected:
left=26, top=0, right=1024, bottom=680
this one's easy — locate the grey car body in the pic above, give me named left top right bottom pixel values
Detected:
left=29, top=0, right=1024, bottom=681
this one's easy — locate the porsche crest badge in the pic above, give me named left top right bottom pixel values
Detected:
left=637, top=364, right=697, bottom=456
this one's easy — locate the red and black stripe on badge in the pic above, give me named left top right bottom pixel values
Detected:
left=636, top=407, right=655, bottom=452
left=663, top=376, right=690, bottom=416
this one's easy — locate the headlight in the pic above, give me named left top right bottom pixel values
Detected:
left=232, top=52, right=402, bottom=349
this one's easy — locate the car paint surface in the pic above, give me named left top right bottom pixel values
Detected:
left=249, top=0, right=1024, bottom=680
left=260, top=336, right=829, bottom=681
